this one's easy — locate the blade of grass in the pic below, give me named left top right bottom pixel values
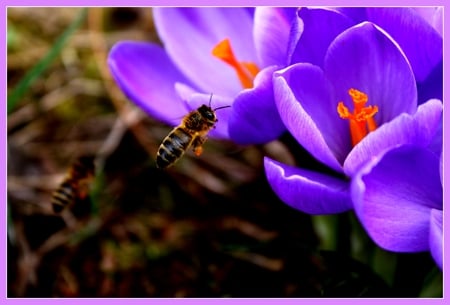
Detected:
left=312, top=214, right=339, bottom=251
left=419, top=267, right=443, bottom=297
left=7, top=8, right=88, bottom=114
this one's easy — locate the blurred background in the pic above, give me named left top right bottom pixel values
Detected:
left=7, top=7, right=442, bottom=298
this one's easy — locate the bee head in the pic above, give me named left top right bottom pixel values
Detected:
left=198, top=104, right=217, bottom=122
left=72, top=156, right=95, bottom=178
left=198, top=94, right=231, bottom=124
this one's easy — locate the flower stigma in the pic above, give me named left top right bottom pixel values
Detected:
left=212, top=38, right=260, bottom=89
left=337, top=88, right=378, bottom=147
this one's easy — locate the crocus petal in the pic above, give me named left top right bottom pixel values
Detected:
left=429, top=209, right=443, bottom=269
left=183, top=93, right=233, bottom=139
left=352, top=146, right=442, bottom=252
left=108, top=41, right=194, bottom=125
left=334, top=7, right=368, bottom=23
left=413, top=7, right=443, bottom=36
left=427, top=112, right=443, bottom=157
left=253, top=7, right=296, bottom=66
left=344, top=99, right=443, bottom=176
left=432, top=7, right=443, bottom=37
left=274, top=63, right=347, bottom=172
left=264, top=157, right=352, bottom=215
left=228, top=66, right=285, bottom=144
left=366, top=8, right=443, bottom=82
left=288, top=7, right=354, bottom=67
left=325, top=22, right=417, bottom=124
left=174, top=82, right=198, bottom=102
left=417, top=59, right=443, bottom=104
left=153, top=8, right=257, bottom=96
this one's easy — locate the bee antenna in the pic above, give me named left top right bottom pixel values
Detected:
left=214, top=105, right=231, bottom=111
left=208, top=93, right=213, bottom=108
left=207, top=93, right=230, bottom=111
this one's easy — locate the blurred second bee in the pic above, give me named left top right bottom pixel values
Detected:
left=51, top=156, right=96, bottom=213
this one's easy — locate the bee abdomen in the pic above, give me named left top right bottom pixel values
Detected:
left=156, top=127, right=193, bottom=169
left=52, top=181, right=76, bottom=213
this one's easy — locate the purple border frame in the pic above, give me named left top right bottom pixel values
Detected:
left=3, top=0, right=447, bottom=304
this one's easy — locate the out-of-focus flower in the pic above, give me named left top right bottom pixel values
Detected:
left=351, top=145, right=442, bottom=269
left=265, top=22, right=442, bottom=214
left=108, top=7, right=296, bottom=141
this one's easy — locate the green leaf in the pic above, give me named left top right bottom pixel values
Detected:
left=419, top=267, right=443, bottom=297
left=7, top=8, right=88, bottom=114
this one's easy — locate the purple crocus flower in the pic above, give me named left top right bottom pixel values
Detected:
left=414, top=7, right=443, bottom=37
left=264, top=22, right=442, bottom=215
left=231, top=7, right=442, bottom=145
left=288, top=7, right=443, bottom=103
left=351, top=145, right=442, bottom=269
left=108, top=8, right=296, bottom=141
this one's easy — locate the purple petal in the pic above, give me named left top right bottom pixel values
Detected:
left=289, top=7, right=354, bottom=66
left=413, top=7, right=443, bottom=36
left=228, top=66, right=285, bottom=144
left=183, top=93, right=233, bottom=139
left=153, top=8, right=257, bottom=96
left=325, top=22, right=417, bottom=124
left=334, top=7, right=368, bottom=23
left=417, top=59, right=443, bottom=104
left=432, top=7, right=443, bottom=37
left=344, top=99, right=443, bottom=176
left=427, top=110, right=443, bottom=157
left=352, top=145, right=442, bottom=252
left=367, top=8, right=443, bottom=82
left=274, top=63, right=348, bottom=172
left=253, top=7, right=296, bottom=66
left=264, top=157, right=352, bottom=215
left=108, top=41, right=193, bottom=125
left=174, top=82, right=197, bottom=102
left=429, top=209, right=443, bottom=269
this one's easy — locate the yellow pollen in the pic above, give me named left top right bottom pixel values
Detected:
left=212, top=38, right=260, bottom=89
left=337, top=88, right=378, bottom=147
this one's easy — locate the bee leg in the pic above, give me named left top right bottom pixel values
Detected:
left=192, top=137, right=206, bottom=156
left=77, top=183, right=89, bottom=199
left=194, top=146, right=203, bottom=156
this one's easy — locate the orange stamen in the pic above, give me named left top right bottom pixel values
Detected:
left=337, top=88, right=378, bottom=147
left=212, top=38, right=260, bottom=89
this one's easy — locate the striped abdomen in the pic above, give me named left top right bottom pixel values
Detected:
left=51, top=156, right=95, bottom=213
left=156, top=127, right=194, bottom=169
left=52, top=180, right=76, bottom=213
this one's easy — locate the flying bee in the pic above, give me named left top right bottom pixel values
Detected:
left=156, top=95, right=230, bottom=169
left=51, top=156, right=95, bottom=213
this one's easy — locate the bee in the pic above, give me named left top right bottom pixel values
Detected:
left=51, top=156, right=95, bottom=213
left=156, top=95, right=230, bottom=169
